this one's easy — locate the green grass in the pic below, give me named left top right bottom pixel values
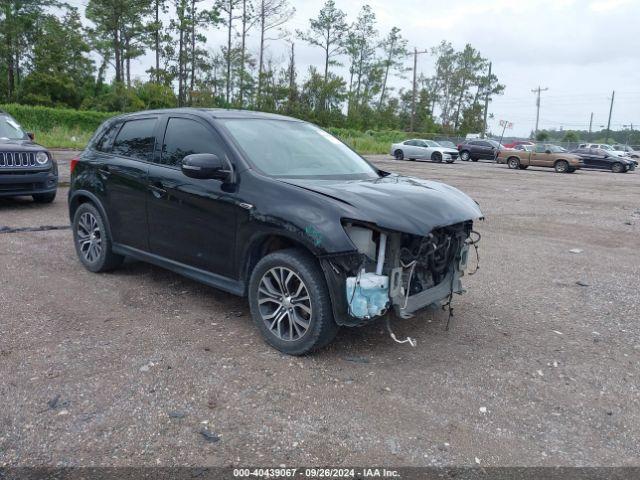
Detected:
left=33, top=125, right=94, bottom=149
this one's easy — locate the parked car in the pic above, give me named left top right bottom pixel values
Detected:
left=0, top=110, right=58, bottom=203
left=457, top=139, right=503, bottom=162
left=390, top=139, right=459, bottom=163
left=69, top=109, right=483, bottom=355
left=578, top=143, right=628, bottom=158
left=497, top=143, right=583, bottom=173
left=503, top=140, right=535, bottom=149
left=570, top=147, right=635, bottom=173
left=611, top=144, right=640, bottom=159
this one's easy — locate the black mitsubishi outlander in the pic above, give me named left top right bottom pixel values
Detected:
left=0, top=110, right=58, bottom=203
left=69, top=109, right=482, bottom=355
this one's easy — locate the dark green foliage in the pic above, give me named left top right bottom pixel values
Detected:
left=1, top=103, right=117, bottom=132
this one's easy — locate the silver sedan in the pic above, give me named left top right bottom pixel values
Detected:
left=390, top=139, right=460, bottom=163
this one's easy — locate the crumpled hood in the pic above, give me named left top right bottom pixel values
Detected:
left=281, top=174, right=483, bottom=236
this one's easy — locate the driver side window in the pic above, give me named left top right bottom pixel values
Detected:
left=161, top=117, right=226, bottom=167
left=534, top=144, right=546, bottom=153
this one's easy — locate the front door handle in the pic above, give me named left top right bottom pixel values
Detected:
left=149, top=181, right=167, bottom=198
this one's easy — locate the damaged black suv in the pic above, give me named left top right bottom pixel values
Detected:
left=69, top=109, right=482, bottom=354
left=0, top=111, right=58, bottom=203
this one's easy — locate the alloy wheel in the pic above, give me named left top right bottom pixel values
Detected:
left=76, top=212, right=102, bottom=263
left=257, top=267, right=312, bottom=341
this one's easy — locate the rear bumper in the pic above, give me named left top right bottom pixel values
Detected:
left=0, top=169, right=58, bottom=197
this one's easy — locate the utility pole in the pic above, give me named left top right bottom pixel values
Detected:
left=410, top=47, right=429, bottom=132
left=605, top=90, right=615, bottom=144
left=588, top=112, right=593, bottom=141
left=531, top=86, right=549, bottom=136
left=482, top=62, right=492, bottom=139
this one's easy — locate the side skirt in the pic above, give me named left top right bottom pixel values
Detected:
left=113, top=244, right=245, bottom=297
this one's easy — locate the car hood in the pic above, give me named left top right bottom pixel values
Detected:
left=0, top=139, right=45, bottom=151
left=281, top=174, right=483, bottom=236
left=439, top=147, right=459, bottom=154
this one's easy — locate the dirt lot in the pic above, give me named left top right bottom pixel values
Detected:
left=1, top=153, right=639, bottom=467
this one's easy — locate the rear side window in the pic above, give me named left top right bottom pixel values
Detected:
left=111, top=118, right=157, bottom=161
left=95, top=122, right=121, bottom=152
left=160, top=117, right=226, bottom=167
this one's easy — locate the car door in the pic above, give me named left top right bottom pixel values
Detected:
left=530, top=144, right=549, bottom=167
left=403, top=140, right=417, bottom=157
left=146, top=114, right=238, bottom=278
left=416, top=141, right=430, bottom=159
left=477, top=141, right=495, bottom=159
left=590, top=149, right=611, bottom=169
left=102, top=116, right=159, bottom=250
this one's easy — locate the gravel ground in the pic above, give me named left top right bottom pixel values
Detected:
left=0, top=153, right=639, bottom=467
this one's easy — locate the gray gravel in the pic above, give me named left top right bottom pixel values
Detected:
left=0, top=154, right=638, bottom=467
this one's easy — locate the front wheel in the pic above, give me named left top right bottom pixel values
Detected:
left=394, top=149, right=404, bottom=160
left=460, top=150, right=470, bottom=161
left=431, top=152, right=443, bottom=163
left=248, top=248, right=339, bottom=355
left=72, top=202, right=124, bottom=273
left=554, top=160, right=569, bottom=173
left=611, top=162, right=625, bottom=173
left=32, top=191, right=56, bottom=204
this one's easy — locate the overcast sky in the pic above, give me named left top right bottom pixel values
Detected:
left=67, top=0, right=640, bottom=137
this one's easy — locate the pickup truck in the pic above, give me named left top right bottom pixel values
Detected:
left=496, top=144, right=583, bottom=173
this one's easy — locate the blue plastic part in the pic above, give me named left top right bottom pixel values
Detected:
left=346, top=272, right=390, bottom=319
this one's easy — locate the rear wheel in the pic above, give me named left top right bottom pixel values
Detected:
left=72, top=202, right=124, bottom=273
left=248, top=248, right=339, bottom=355
left=554, top=160, right=569, bottom=173
left=32, top=192, right=56, bottom=204
left=394, top=149, right=404, bottom=160
left=460, top=150, right=470, bottom=161
left=611, top=162, right=624, bottom=173
left=507, top=157, right=520, bottom=169
left=431, top=152, right=443, bottom=163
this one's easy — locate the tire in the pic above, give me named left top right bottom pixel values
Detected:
left=431, top=152, right=443, bottom=163
left=507, top=157, right=520, bottom=169
left=248, top=248, right=339, bottom=355
left=460, top=150, right=470, bottom=161
left=32, top=191, right=56, bottom=204
left=72, top=202, right=124, bottom=273
left=554, top=160, right=569, bottom=173
left=518, top=165, right=529, bottom=170
left=394, top=149, right=404, bottom=160
left=567, top=167, right=576, bottom=173
left=611, top=162, right=624, bottom=173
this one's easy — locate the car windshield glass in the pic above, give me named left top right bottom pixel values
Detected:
left=219, top=119, right=380, bottom=179
left=437, top=141, right=455, bottom=148
left=547, top=145, right=563, bottom=153
left=0, top=115, right=27, bottom=140
left=600, top=145, right=613, bottom=150
left=422, top=140, right=439, bottom=147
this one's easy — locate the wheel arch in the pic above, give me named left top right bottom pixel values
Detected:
left=69, top=190, right=113, bottom=240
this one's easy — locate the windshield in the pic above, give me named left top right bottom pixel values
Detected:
left=547, top=145, right=564, bottom=153
left=219, top=119, right=380, bottom=179
left=0, top=115, right=27, bottom=140
left=599, top=145, right=613, bottom=150
left=437, top=141, right=455, bottom=148
left=421, top=139, right=440, bottom=147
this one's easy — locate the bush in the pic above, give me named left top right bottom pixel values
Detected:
left=0, top=103, right=118, bottom=133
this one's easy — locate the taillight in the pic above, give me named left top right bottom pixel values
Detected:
left=70, top=158, right=79, bottom=174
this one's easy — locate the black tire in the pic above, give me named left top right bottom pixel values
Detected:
left=611, top=162, right=624, bottom=173
left=394, top=149, right=404, bottom=160
left=72, top=202, right=124, bottom=273
left=248, top=248, right=339, bottom=355
left=32, top=191, right=56, bottom=204
left=567, top=167, right=576, bottom=173
left=518, top=165, right=529, bottom=170
left=507, top=157, right=520, bottom=169
left=431, top=152, right=443, bottom=163
left=460, top=150, right=470, bottom=161
left=554, top=160, right=569, bottom=173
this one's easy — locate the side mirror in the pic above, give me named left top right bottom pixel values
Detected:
left=604, top=154, right=609, bottom=158
left=181, top=153, right=230, bottom=181
left=26, top=132, right=35, bottom=141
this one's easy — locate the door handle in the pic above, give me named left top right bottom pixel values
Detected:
left=149, top=181, right=167, bottom=198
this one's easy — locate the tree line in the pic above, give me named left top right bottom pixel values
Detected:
left=0, top=0, right=504, bottom=133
